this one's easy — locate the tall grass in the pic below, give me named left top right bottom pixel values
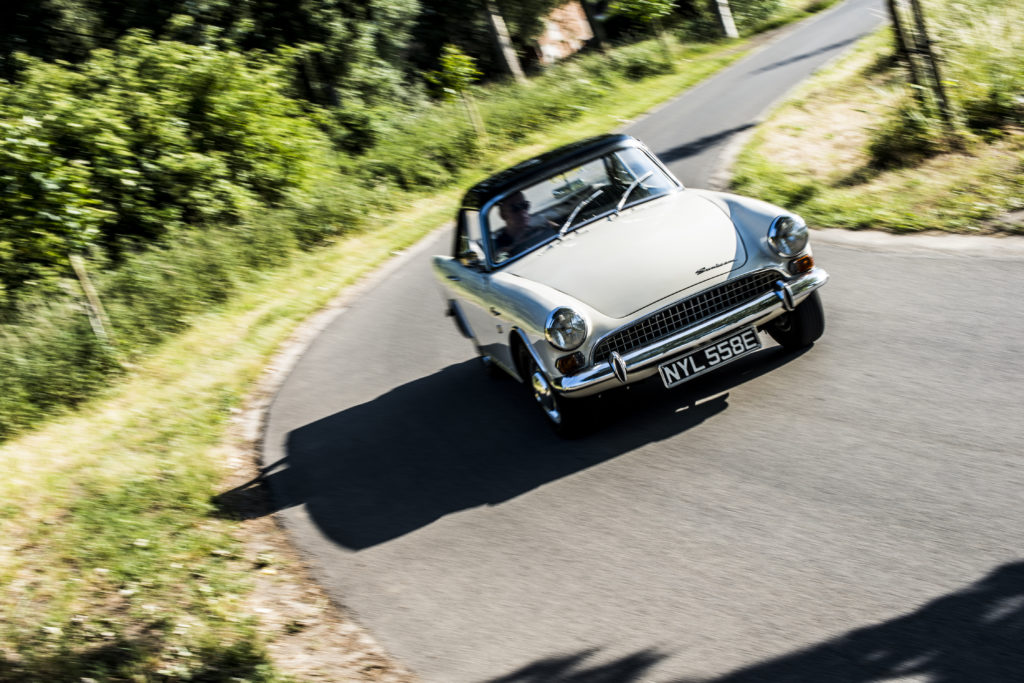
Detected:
left=869, top=0, right=1024, bottom=165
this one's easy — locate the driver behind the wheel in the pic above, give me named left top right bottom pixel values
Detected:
left=494, top=191, right=550, bottom=259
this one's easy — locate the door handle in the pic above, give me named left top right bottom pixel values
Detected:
left=490, top=307, right=501, bottom=316
left=447, top=275, right=461, bottom=282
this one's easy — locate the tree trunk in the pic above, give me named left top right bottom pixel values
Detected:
left=70, top=254, right=113, bottom=345
left=907, top=0, right=952, bottom=127
left=580, top=1, right=606, bottom=51
left=886, top=0, right=925, bottom=101
left=486, top=2, right=527, bottom=84
left=712, top=0, right=739, bottom=39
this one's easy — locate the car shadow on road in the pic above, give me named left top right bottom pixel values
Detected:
left=218, top=344, right=807, bottom=550
left=483, top=561, right=1024, bottom=682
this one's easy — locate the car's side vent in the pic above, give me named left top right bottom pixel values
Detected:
left=593, top=270, right=784, bottom=364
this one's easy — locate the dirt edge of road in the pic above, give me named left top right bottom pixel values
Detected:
left=219, top=233, right=447, bottom=681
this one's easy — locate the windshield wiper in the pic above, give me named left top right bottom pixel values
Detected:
left=615, top=171, right=653, bottom=214
left=558, top=187, right=606, bottom=238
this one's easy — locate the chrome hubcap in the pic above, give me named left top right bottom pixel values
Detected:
left=531, top=371, right=562, bottom=425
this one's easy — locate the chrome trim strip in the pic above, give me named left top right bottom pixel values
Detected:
left=554, top=267, right=829, bottom=396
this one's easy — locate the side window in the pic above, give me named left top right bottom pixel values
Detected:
left=453, top=209, right=483, bottom=266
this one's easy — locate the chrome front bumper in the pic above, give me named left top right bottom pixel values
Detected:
left=553, top=267, right=829, bottom=397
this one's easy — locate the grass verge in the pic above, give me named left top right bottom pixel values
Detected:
left=0, top=6, right=839, bottom=678
left=731, top=27, right=1024, bottom=233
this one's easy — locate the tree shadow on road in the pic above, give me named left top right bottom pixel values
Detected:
left=749, top=36, right=861, bottom=75
left=658, top=124, right=756, bottom=165
left=704, top=560, right=1024, bottom=682
left=216, top=345, right=807, bottom=550
left=480, top=561, right=1024, bottom=682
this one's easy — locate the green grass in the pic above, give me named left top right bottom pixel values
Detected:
left=0, top=6, right=841, bottom=678
left=732, top=3, right=1024, bottom=234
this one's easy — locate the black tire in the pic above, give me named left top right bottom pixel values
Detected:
left=767, top=290, right=825, bottom=350
left=517, top=344, right=590, bottom=438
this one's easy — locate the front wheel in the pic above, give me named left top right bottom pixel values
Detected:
left=518, top=346, right=589, bottom=437
left=766, top=290, right=825, bottom=350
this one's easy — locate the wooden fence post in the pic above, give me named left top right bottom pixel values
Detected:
left=69, top=253, right=113, bottom=344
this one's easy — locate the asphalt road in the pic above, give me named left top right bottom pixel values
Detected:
left=262, top=1, right=1024, bottom=680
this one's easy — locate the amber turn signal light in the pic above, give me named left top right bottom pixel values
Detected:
left=788, top=255, right=814, bottom=275
left=555, top=352, right=584, bottom=375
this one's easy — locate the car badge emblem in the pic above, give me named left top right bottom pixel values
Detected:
left=696, top=259, right=735, bottom=275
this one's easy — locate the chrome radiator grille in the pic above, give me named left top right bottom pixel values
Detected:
left=593, top=270, right=782, bottom=364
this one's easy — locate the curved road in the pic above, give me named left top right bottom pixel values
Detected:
left=262, top=1, right=1024, bottom=680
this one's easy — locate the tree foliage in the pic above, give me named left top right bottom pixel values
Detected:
left=609, top=0, right=677, bottom=24
left=426, top=44, right=483, bottom=100
left=0, top=33, right=335, bottom=298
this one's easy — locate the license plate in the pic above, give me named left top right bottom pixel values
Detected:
left=658, top=327, right=762, bottom=389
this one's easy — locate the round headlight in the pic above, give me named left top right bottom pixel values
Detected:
left=768, top=216, right=809, bottom=257
left=545, top=307, right=587, bottom=351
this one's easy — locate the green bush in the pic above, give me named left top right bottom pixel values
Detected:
left=0, top=113, right=108, bottom=298
left=363, top=106, right=480, bottom=190
left=0, top=33, right=336, bottom=297
left=605, top=41, right=676, bottom=79
left=731, top=0, right=783, bottom=32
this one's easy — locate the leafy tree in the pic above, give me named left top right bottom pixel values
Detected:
left=0, top=112, right=107, bottom=298
left=2, top=0, right=422, bottom=148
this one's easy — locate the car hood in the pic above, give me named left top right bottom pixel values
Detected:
left=506, top=191, right=747, bottom=318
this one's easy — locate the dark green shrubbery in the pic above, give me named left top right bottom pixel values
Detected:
left=731, top=0, right=784, bottom=32
left=605, top=42, right=676, bottom=79
left=0, top=34, right=338, bottom=300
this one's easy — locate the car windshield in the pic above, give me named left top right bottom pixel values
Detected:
left=486, top=146, right=676, bottom=265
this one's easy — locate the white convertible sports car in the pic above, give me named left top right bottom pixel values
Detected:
left=433, top=134, right=826, bottom=434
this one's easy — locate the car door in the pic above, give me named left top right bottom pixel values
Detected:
left=437, top=210, right=506, bottom=362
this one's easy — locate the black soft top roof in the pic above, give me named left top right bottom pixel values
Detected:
left=461, top=134, right=637, bottom=210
